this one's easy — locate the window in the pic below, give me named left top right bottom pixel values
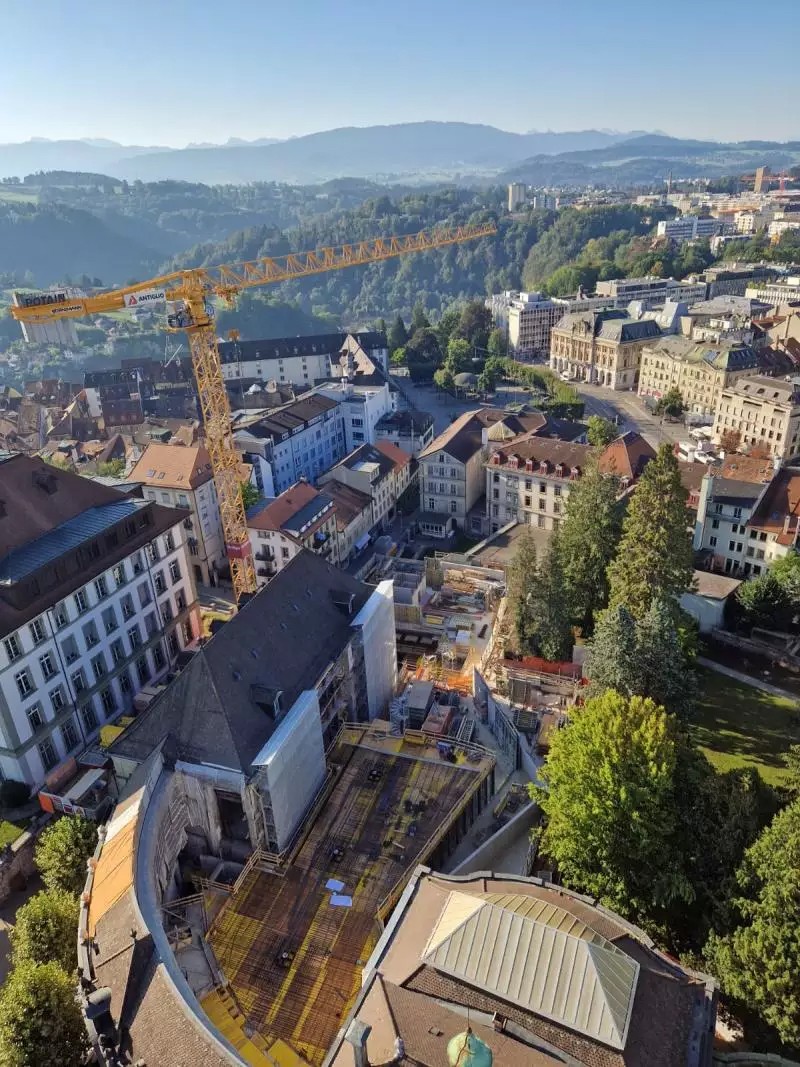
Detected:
left=428, top=498, right=435, bottom=511
left=537, top=515, right=545, bottom=529
left=492, top=504, right=499, bottom=517
left=27, top=703, right=44, bottom=732
left=29, top=618, right=46, bottom=645
left=154, top=571, right=167, bottom=595
left=91, top=653, right=107, bottom=683
left=538, top=499, right=546, bottom=511
left=113, top=563, right=126, bottom=588
left=733, top=507, right=743, bottom=519
left=539, top=482, right=546, bottom=493
left=132, top=552, right=144, bottom=575
left=553, top=486, right=561, bottom=497
left=136, top=656, right=150, bottom=686
left=38, top=738, right=58, bottom=772
left=146, top=542, right=160, bottom=564
left=109, top=638, right=125, bottom=665
left=39, top=652, right=57, bottom=681
left=61, top=636, right=79, bottom=665
left=165, top=531, right=175, bottom=553
left=450, top=501, right=457, bottom=513
left=74, top=588, right=89, bottom=614
left=128, top=625, right=142, bottom=650
left=121, top=594, right=135, bottom=621
left=728, top=540, right=736, bottom=552
left=80, top=703, right=97, bottom=734
left=711, top=519, right=719, bottom=529
left=94, top=575, right=109, bottom=600
left=61, top=718, right=79, bottom=753
left=161, top=601, right=173, bottom=622
left=144, top=612, right=158, bottom=638
left=100, top=687, right=116, bottom=718
left=15, top=669, right=34, bottom=698
left=118, top=670, right=132, bottom=695
left=167, top=631, right=180, bottom=657
left=710, top=536, right=717, bottom=548
left=175, top=589, right=187, bottom=612
left=281, top=547, right=290, bottom=560
left=53, top=602, right=69, bottom=629
left=3, top=635, right=21, bottom=662
left=50, top=686, right=67, bottom=713
left=153, top=643, right=166, bottom=671
left=138, top=582, right=152, bottom=608
left=83, top=623, right=100, bottom=650
left=71, top=668, right=87, bottom=694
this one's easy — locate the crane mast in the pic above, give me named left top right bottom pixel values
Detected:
left=12, top=222, right=496, bottom=600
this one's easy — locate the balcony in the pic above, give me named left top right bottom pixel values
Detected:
left=255, top=547, right=275, bottom=563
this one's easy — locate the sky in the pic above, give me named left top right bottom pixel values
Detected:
left=1, top=0, right=798, bottom=147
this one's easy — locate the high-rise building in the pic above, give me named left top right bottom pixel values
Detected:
left=507, top=182, right=527, bottom=211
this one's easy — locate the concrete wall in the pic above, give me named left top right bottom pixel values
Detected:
left=352, top=580, right=397, bottom=720
left=449, top=802, right=538, bottom=877
left=0, top=822, right=41, bottom=904
left=253, top=691, right=326, bottom=852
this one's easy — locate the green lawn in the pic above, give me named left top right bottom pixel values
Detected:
left=0, top=821, right=25, bottom=848
left=0, top=189, right=37, bottom=204
left=693, top=667, right=800, bottom=785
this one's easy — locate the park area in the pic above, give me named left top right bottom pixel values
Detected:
left=693, top=667, right=800, bottom=785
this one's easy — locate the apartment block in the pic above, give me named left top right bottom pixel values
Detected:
left=129, top=442, right=226, bottom=586
left=713, top=375, right=800, bottom=461
left=247, top=481, right=338, bottom=588
left=486, top=431, right=655, bottom=532
left=319, top=441, right=413, bottom=530
left=638, top=337, right=762, bottom=416
left=217, top=331, right=388, bottom=389
left=595, top=276, right=708, bottom=308
left=316, top=378, right=394, bottom=451
left=550, top=309, right=662, bottom=389
left=490, top=291, right=610, bottom=361
left=745, top=276, right=800, bottom=309
left=375, top=409, right=435, bottom=456
left=656, top=215, right=726, bottom=243
left=234, top=392, right=346, bottom=496
left=0, top=455, right=198, bottom=786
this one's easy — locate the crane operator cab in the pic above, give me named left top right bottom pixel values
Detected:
left=166, top=300, right=194, bottom=330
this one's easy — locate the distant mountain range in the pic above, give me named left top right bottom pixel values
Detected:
left=498, top=134, right=800, bottom=186
left=0, top=125, right=646, bottom=184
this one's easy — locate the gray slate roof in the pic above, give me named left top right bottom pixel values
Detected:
left=110, top=550, right=371, bottom=772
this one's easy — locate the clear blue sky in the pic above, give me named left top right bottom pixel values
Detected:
left=1, top=0, right=797, bottom=146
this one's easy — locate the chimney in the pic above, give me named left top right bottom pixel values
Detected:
left=784, top=514, right=791, bottom=535
left=345, top=1019, right=371, bottom=1067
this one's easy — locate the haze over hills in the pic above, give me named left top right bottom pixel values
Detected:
left=0, top=124, right=645, bottom=184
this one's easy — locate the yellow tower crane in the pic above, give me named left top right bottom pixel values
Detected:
left=11, top=222, right=495, bottom=600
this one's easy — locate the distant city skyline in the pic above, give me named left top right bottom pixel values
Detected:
left=0, top=0, right=798, bottom=147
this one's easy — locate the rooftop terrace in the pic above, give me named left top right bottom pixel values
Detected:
left=206, top=724, right=493, bottom=1065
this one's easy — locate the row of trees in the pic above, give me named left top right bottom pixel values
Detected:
left=0, top=815, right=98, bottom=1065
left=510, top=440, right=800, bottom=1049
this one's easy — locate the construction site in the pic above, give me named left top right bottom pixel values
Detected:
left=199, top=722, right=495, bottom=1066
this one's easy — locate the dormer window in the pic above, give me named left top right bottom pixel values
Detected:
left=491, top=453, right=503, bottom=465
left=570, top=466, right=580, bottom=479
left=555, top=463, right=565, bottom=478
left=508, top=455, right=519, bottom=469
left=539, top=460, right=548, bottom=474
left=524, top=459, right=534, bottom=472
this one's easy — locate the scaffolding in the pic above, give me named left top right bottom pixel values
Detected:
left=206, top=737, right=490, bottom=1065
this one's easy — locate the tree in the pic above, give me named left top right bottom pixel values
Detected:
left=444, top=337, right=473, bottom=374
left=10, top=890, right=78, bottom=973
left=586, top=605, right=640, bottom=698
left=654, top=387, right=686, bottom=420
left=533, top=692, right=694, bottom=924
left=636, top=596, right=696, bottom=718
left=487, top=328, right=507, bottom=360
left=734, top=572, right=793, bottom=633
left=388, top=314, right=408, bottom=353
left=433, top=366, right=455, bottom=393
left=240, top=480, right=261, bottom=510
left=435, top=305, right=463, bottom=351
left=0, top=961, right=89, bottom=1067
left=411, top=303, right=430, bottom=332
left=556, top=460, right=621, bottom=631
left=35, top=815, right=97, bottom=896
left=453, top=300, right=492, bottom=349
left=389, top=345, right=407, bottom=366
left=719, top=427, right=742, bottom=454
left=528, top=543, right=573, bottom=662
left=769, top=550, right=800, bottom=612
left=706, top=800, right=800, bottom=1048
left=506, top=526, right=539, bottom=652
left=586, top=415, right=618, bottom=449
left=607, top=444, right=694, bottom=619
left=95, top=458, right=125, bottom=478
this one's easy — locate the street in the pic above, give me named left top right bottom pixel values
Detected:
left=394, top=373, right=689, bottom=451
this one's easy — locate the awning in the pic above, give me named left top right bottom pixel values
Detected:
left=355, top=533, right=371, bottom=552
left=65, top=767, right=106, bottom=802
